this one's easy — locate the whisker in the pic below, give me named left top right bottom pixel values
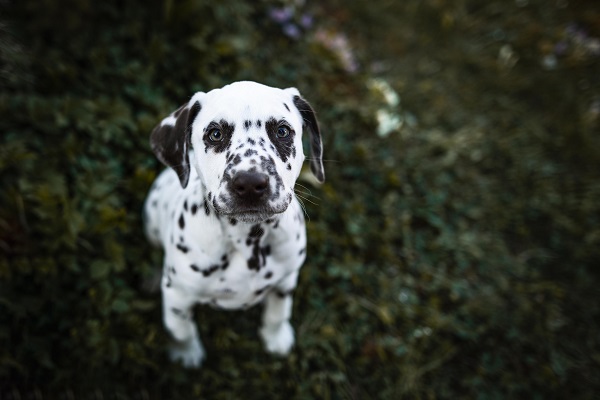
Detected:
left=295, top=194, right=311, bottom=221
left=294, top=191, right=319, bottom=206
left=294, top=183, right=320, bottom=200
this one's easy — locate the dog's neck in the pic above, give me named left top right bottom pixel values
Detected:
left=217, top=212, right=281, bottom=242
left=216, top=213, right=281, bottom=272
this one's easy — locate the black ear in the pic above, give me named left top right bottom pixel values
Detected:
left=150, top=100, right=202, bottom=188
left=292, top=95, right=325, bottom=183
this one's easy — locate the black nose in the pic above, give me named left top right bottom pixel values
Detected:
left=231, top=171, right=269, bottom=200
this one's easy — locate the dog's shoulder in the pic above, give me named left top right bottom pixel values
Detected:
left=144, top=168, right=218, bottom=247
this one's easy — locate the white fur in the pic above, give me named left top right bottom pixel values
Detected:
left=144, top=82, right=316, bottom=367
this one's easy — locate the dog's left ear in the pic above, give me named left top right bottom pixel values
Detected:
left=286, top=88, right=325, bottom=183
left=150, top=93, right=204, bottom=188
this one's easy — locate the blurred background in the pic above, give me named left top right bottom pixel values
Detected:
left=1, top=0, right=599, bottom=398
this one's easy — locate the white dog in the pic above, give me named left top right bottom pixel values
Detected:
left=143, top=81, right=324, bottom=367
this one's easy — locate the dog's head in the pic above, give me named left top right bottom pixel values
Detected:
left=150, top=81, right=324, bottom=223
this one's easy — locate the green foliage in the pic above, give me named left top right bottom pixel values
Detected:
left=1, top=0, right=599, bottom=398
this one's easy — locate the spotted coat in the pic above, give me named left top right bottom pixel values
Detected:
left=143, top=81, right=324, bottom=368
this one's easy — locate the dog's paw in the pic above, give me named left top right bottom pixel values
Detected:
left=259, top=321, right=295, bottom=356
left=169, top=337, right=206, bottom=368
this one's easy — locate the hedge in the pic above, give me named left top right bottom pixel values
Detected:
left=1, top=0, right=599, bottom=398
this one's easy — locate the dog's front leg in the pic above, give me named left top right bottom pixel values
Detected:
left=162, top=286, right=205, bottom=367
left=259, top=271, right=298, bottom=356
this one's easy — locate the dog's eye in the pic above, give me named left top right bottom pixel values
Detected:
left=277, top=126, right=290, bottom=139
left=208, top=128, right=223, bottom=142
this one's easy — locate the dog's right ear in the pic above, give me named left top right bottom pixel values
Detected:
left=150, top=93, right=204, bottom=188
left=290, top=92, right=325, bottom=183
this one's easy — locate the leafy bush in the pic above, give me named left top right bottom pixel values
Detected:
left=1, top=0, right=599, bottom=398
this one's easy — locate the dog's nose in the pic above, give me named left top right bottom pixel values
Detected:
left=231, top=171, right=269, bottom=200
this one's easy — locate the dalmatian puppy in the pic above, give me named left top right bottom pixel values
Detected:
left=143, top=81, right=324, bottom=367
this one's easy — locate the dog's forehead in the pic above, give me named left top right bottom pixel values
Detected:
left=200, top=82, right=297, bottom=122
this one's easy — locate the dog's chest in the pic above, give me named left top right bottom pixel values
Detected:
left=164, top=203, right=305, bottom=310
left=164, top=224, right=304, bottom=308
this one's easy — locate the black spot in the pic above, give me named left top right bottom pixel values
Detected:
left=169, top=266, right=176, bottom=275
left=299, top=247, right=306, bottom=255
left=265, top=118, right=295, bottom=162
left=246, top=225, right=269, bottom=271
left=247, top=138, right=256, bottom=145
left=183, top=200, right=188, bottom=211
left=260, top=155, right=278, bottom=177
left=208, top=192, right=212, bottom=200
left=176, top=243, right=189, bottom=253
left=202, top=265, right=219, bottom=277
left=190, top=264, right=200, bottom=272
left=255, top=285, right=271, bottom=296
left=283, top=103, right=290, bottom=111
left=244, top=149, right=258, bottom=157
left=191, top=203, right=198, bottom=215
left=229, top=218, right=237, bottom=225
left=276, top=289, right=293, bottom=298
left=178, top=214, right=185, bottom=229
left=265, top=271, right=273, bottom=279
left=247, top=249, right=262, bottom=271
left=164, top=270, right=172, bottom=287
left=249, top=224, right=264, bottom=238
left=221, top=261, right=229, bottom=270
left=151, top=200, right=158, bottom=207
left=244, top=120, right=252, bottom=130
left=263, top=245, right=271, bottom=256
left=204, top=201, right=210, bottom=216
left=287, top=163, right=292, bottom=170
left=232, top=154, right=242, bottom=165
left=203, top=119, right=235, bottom=154
left=256, top=120, right=262, bottom=128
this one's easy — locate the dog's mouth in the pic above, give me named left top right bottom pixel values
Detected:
left=211, top=189, right=293, bottom=223
left=224, top=210, right=279, bottom=224
left=212, top=199, right=290, bottom=224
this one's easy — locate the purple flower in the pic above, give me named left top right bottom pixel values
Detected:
left=300, top=13, right=313, bottom=29
left=269, top=7, right=293, bottom=24
left=283, top=23, right=301, bottom=39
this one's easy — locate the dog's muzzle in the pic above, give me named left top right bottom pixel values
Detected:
left=216, top=170, right=287, bottom=223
